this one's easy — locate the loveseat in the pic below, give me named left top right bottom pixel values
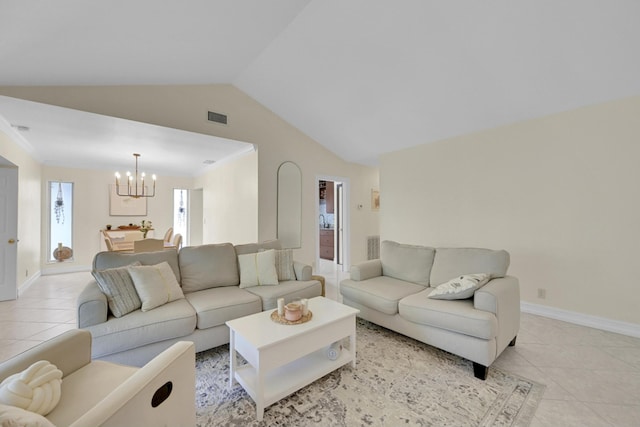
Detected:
left=340, top=240, right=520, bottom=380
left=77, top=240, right=322, bottom=366
left=0, top=329, right=195, bottom=427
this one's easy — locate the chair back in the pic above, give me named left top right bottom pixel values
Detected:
left=164, top=227, right=173, bottom=243
left=104, top=238, right=113, bottom=251
left=134, top=238, right=165, bottom=253
left=173, top=233, right=183, bottom=250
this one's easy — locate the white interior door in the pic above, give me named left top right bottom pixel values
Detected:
left=0, top=166, right=18, bottom=301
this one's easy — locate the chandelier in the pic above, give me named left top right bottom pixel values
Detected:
left=114, top=153, right=156, bottom=198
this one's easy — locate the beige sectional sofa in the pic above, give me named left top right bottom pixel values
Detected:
left=340, top=240, right=520, bottom=380
left=77, top=240, right=322, bottom=366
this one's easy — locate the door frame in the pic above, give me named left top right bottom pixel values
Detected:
left=315, top=175, right=350, bottom=272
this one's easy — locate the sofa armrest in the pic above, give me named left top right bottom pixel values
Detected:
left=77, top=281, right=108, bottom=328
left=474, top=275, right=520, bottom=350
left=293, top=261, right=312, bottom=281
left=0, top=330, right=92, bottom=380
left=350, top=259, right=382, bottom=281
left=70, top=341, right=196, bottom=427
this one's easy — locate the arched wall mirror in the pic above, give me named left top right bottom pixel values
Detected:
left=277, top=161, right=302, bottom=248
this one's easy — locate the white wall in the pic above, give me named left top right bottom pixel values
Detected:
left=380, top=96, right=640, bottom=326
left=41, top=165, right=192, bottom=272
left=0, top=85, right=380, bottom=267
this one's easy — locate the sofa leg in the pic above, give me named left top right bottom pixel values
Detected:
left=473, top=362, right=488, bottom=380
left=509, top=336, right=517, bottom=347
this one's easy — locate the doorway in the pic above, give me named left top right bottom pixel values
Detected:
left=0, top=161, right=19, bottom=301
left=316, top=176, right=349, bottom=273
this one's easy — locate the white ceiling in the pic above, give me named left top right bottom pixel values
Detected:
left=1, top=0, right=639, bottom=168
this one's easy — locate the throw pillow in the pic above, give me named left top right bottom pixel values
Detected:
left=238, top=249, right=279, bottom=288
left=128, top=262, right=185, bottom=311
left=0, top=404, right=55, bottom=427
left=428, top=273, right=491, bottom=300
left=0, top=360, right=63, bottom=417
left=92, top=262, right=142, bottom=317
left=275, top=249, right=296, bottom=281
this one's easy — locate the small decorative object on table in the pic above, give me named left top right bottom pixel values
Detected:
left=300, top=298, right=309, bottom=316
left=326, top=341, right=343, bottom=360
left=270, top=300, right=313, bottom=325
left=140, top=220, right=153, bottom=238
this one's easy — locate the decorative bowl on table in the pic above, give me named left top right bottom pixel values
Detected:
left=284, top=302, right=302, bottom=321
left=118, top=225, right=140, bottom=230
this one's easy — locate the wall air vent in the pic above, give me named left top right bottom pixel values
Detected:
left=207, top=111, right=228, bottom=125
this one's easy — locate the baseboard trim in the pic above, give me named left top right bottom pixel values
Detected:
left=41, top=265, right=91, bottom=276
left=18, top=271, right=42, bottom=297
left=521, top=301, right=640, bottom=339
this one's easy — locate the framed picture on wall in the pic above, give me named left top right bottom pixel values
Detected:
left=371, top=189, right=380, bottom=211
left=109, top=185, right=147, bottom=216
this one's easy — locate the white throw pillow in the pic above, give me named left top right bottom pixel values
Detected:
left=428, top=273, right=491, bottom=300
left=0, top=361, right=62, bottom=416
left=128, top=262, right=185, bottom=311
left=238, top=249, right=279, bottom=288
left=0, top=404, right=55, bottom=427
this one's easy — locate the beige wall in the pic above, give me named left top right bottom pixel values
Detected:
left=380, top=96, right=640, bottom=325
left=0, top=129, right=42, bottom=289
left=194, top=150, right=259, bottom=245
left=0, top=85, right=380, bottom=267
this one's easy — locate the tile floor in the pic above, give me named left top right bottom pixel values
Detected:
left=1, top=262, right=639, bottom=426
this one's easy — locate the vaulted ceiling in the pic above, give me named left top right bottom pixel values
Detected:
left=1, top=0, right=639, bottom=170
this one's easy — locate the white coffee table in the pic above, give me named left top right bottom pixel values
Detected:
left=226, top=296, right=359, bottom=421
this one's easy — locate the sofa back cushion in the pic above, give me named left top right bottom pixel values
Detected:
left=380, top=240, right=435, bottom=286
left=93, top=250, right=181, bottom=282
left=234, top=240, right=282, bottom=256
left=179, top=243, right=239, bottom=293
left=430, top=248, right=510, bottom=286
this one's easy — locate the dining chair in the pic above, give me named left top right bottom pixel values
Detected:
left=164, top=227, right=173, bottom=243
left=133, top=238, right=165, bottom=253
left=104, top=238, right=113, bottom=251
left=173, top=233, right=182, bottom=250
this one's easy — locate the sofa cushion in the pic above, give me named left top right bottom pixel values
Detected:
left=238, top=250, right=279, bottom=288
left=399, top=289, right=498, bottom=340
left=178, top=243, right=239, bottom=292
left=244, top=280, right=323, bottom=310
left=87, top=299, right=196, bottom=358
left=93, top=250, right=181, bottom=283
left=380, top=241, right=435, bottom=286
left=92, top=262, right=142, bottom=317
left=128, top=262, right=185, bottom=311
left=430, top=248, right=510, bottom=286
left=184, top=287, right=262, bottom=329
left=428, top=273, right=491, bottom=300
left=340, top=276, right=426, bottom=315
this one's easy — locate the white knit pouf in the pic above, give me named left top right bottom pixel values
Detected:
left=0, top=361, right=62, bottom=416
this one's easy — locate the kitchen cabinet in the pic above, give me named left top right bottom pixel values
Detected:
left=319, top=229, right=334, bottom=260
left=325, top=181, right=334, bottom=213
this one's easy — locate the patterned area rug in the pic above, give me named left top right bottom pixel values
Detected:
left=195, top=319, right=544, bottom=426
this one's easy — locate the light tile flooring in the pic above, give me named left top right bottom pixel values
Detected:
left=2, top=262, right=640, bottom=426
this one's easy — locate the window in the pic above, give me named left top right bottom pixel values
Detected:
left=49, top=181, right=73, bottom=262
left=173, top=188, right=188, bottom=246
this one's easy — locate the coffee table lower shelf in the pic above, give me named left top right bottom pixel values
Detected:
left=234, top=346, right=354, bottom=409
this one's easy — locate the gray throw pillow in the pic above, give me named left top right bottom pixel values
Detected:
left=92, top=261, right=142, bottom=317
left=275, top=249, right=295, bottom=281
left=428, top=273, right=490, bottom=300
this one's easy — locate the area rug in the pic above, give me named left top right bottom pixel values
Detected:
left=195, top=319, right=545, bottom=426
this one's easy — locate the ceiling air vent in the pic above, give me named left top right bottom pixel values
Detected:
left=207, top=111, right=228, bottom=125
